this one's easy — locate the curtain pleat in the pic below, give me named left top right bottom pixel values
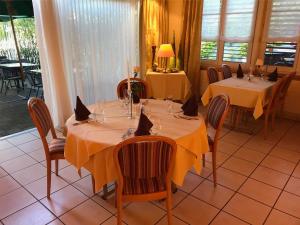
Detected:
left=33, top=0, right=140, bottom=127
left=178, top=0, right=203, bottom=98
left=139, top=0, right=169, bottom=77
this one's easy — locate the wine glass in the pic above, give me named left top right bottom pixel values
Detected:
left=151, top=118, right=162, bottom=135
left=166, top=95, right=174, bottom=114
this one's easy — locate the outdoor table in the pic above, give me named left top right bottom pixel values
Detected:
left=64, top=99, right=209, bottom=192
left=0, top=62, right=37, bottom=69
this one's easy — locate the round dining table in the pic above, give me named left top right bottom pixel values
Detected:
left=64, top=99, right=209, bottom=192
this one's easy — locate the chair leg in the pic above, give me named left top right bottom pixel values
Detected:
left=91, top=175, right=96, bottom=194
left=55, top=160, right=59, bottom=176
left=166, top=189, right=173, bottom=225
left=202, top=153, right=206, bottom=167
left=47, top=160, right=52, bottom=199
left=212, top=151, right=217, bottom=187
left=102, top=184, right=108, bottom=200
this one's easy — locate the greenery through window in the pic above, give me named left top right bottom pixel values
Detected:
left=264, top=42, right=297, bottom=67
left=201, top=41, right=217, bottom=60
left=0, top=18, right=39, bottom=65
left=223, top=42, right=248, bottom=63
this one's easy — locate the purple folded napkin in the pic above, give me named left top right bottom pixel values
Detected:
left=237, top=64, right=244, bottom=79
left=74, top=96, right=91, bottom=121
left=268, top=67, right=278, bottom=82
left=134, top=109, right=153, bottom=136
left=181, top=95, right=198, bottom=116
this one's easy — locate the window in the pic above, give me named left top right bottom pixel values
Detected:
left=264, top=0, right=300, bottom=67
left=200, top=0, right=220, bottom=60
left=264, top=42, right=297, bottom=67
left=223, top=42, right=248, bottom=62
left=200, top=0, right=257, bottom=63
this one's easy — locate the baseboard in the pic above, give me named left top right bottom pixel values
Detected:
left=281, top=111, right=300, bottom=121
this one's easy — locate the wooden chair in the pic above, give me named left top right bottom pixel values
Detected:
left=207, top=67, right=219, bottom=84
left=28, top=97, right=107, bottom=198
left=263, top=77, right=287, bottom=139
left=28, top=97, right=66, bottom=198
left=113, top=135, right=177, bottom=225
left=117, top=78, right=148, bottom=99
left=277, top=72, right=296, bottom=116
left=202, top=94, right=230, bottom=187
left=221, top=64, right=232, bottom=79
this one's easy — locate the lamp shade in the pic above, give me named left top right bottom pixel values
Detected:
left=256, top=58, right=263, bottom=66
left=157, top=44, right=175, bottom=58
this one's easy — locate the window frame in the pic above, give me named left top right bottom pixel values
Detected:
left=200, top=0, right=258, bottom=68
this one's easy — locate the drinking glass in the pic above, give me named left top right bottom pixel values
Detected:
left=166, top=95, right=174, bottom=114
left=151, top=118, right=162, bottom=135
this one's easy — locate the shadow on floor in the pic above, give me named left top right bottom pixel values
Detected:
left=0, top=87, right=35, bottom=137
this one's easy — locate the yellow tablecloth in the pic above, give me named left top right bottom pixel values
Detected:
left=146, top=70, right=190, bottom=101
left=201, top=77, right=276, bottom=119
left=64, top=100, right=209, bottom=191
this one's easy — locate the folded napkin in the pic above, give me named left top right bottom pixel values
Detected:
left=181, top=95, right=198, bottom=116
left=237, top=64, right=244, bottom=79
left=134, top=109, right=153, bottom=136
left=74, top=96, right=91, bottom=121
left=268, top=68, right=278, bottom=82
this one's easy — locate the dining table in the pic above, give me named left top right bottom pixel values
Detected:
left=201, top=76, right=277, bottom=119
left=64, top=99, right=209, bottom=192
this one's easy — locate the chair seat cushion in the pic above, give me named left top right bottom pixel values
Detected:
left=49, top=138, right=65, bottom=155
left=123, top=177, right=166, bottom=195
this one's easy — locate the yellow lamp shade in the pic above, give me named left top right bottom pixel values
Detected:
left=157, top=44, right=175, bottom=58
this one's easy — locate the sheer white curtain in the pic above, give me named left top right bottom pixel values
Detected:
left=55, top=0, right=140, bottom=106
left=32, top=0, right=139, bottom=127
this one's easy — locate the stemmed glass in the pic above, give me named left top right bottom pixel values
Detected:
left=166, top=95, right=174, bottom=114
left=151, top=118, right=162, bottom=135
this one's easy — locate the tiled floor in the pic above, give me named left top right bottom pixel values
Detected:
left=0, top=119, right=300, bottom=225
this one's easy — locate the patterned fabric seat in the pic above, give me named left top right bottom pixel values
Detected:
left=123, top=177, right=166, bottom=195
left=114, top=136, right=176, bottom=225
left=221, top=64, right=232, bottom=79
left=207, top=67, right=219, bottom=84
left=49, top=138, right=65, bottom=155
left=117, top=78, right=148, bottom=99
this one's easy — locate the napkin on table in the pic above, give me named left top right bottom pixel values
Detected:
left=134, top=109, right=153, bottom=136
left=74, top=96, right=91, bottom=121
left=237, top=64, right=244, bottom=79
left=181, top=95, right=198, bottom=116
left=268, top=68, right=278, bottom=82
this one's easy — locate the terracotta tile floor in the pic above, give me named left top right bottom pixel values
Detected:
left=0, top=119, right=300, bottom=225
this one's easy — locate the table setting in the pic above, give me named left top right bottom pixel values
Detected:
left=64, top=95, right=209, bottom=192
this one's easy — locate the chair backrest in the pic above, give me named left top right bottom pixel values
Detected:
left=207, top=67, right=219, bottom=84
left=279, top=72, right=296, bottom=101
left=206, top=94, right=230, bottom=142
left=27, top=97, right=56, bottom=140
left=117, top=78, right=148, bottom=99
left=267, top=78, right=287, bottom=112
left=221, top=64, right=232, bottom=79
left=114, top=136, right=176, bottom=190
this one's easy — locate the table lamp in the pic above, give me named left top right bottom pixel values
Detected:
left=157, top=44, right=175, bottom=73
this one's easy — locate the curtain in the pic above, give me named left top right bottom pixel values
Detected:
left=140, top=0, right=169, bottom=77
left=178, top=0, right=203, bottom=98
left=33, top=0, right=140, bottom=128
left=32, top=0, right=72, bottom=127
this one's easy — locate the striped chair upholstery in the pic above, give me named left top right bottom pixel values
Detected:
left=117, top=141, right=173, bottom=195
left=49, top=138, right=65, bottom=155
left=221, top=64, right=232, bottom=79
left=207, top=67, right=219, bottom=84
left=207, top=95, right=230, bottom=129
left=29, top=98, right=52, bottom=137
